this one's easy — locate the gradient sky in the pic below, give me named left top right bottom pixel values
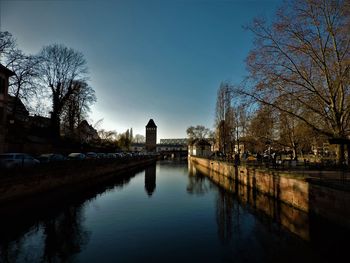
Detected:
left=0, top=0, right=280, bottom=141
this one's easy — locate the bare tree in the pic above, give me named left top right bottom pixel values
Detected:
left=38, top=44, right=88, bottom=138
left=0, top=31, right=16, bottom=62
left=6, top=50, right=42, bottom=116
left=245, top=106, right=275, bottom=153
left=117, top=130, right=131, bottom=150
left=278, top=111, right=316, bottom=160
left=62, top=80, right=96, bottom=136
left=186, top=125, right=211, bottom=144
left=215, top=82, right=234, bottom=154
left=237, top=0, right=350, bottom=164
left=133, top=134, right=145, bottom=143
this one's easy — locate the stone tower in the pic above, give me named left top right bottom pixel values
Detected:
left=145, top=119, right=157, bottom=152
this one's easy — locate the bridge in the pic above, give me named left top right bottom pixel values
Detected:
left=157, top=143, right=188, bottom=159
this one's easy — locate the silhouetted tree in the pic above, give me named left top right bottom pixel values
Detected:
left=130, top=128, right=134, bottom=141
left=6, top=51, right=42, bottom=116
left=62, top=80, right=96, bottom=136
left=0, top=31, right=16, bottom=61
left=117, top=131, right=131, bottom=150
left=133, top=134, right=145, bottom=143
left=38, top=44, right=88, bottom=139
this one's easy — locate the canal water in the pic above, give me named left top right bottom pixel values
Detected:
left=0, top=160, right=349, bottom=263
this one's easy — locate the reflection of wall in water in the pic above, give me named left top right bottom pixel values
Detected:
left=189, top=161, right=310, bottom=240
left=145, top=165, right=156, bottom=196
left=0, top=168, right=142, bottom=263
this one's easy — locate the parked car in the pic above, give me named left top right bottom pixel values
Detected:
left=106, top=153, right=117, bottom=159
left=115, top=153, right=124, bottom=158
left=67, top=153, right=86, bottom=160
left=97, top=153, right=107, bottom=159
left=38, top=153, right=66, bottom=163
left=86, top=152, right=98, bottom=159
left=0, top=153, right=40, bottom=169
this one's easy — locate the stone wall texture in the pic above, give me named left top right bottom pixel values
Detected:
left=189, top=156, right=350, bottom=229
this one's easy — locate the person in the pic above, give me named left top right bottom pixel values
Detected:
left=234, top=153, right=240, bottom=166
left=271, top=152, right=277, bottom=168
left=256, top=152, right=262, bottom=163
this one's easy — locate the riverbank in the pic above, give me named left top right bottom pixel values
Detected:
left=0, top=156, right=158, bottom=203
left=189, top=156, right=350, bottom=229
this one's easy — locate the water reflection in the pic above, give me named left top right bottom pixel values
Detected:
left=0, top=166, right=149, bottom=263
left=145, top=164, right=156, bottom=196
left=188, top=161, right=310, bottom=241
left=186, top=168, right=211, bottom=195
left=42, top=206, right=89, bottom=262
left=1, top=161, right=349, bottom=263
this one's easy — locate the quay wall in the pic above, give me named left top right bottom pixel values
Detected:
left=0, top=157, right=157, bottom=203
left=189, top=156, right=350, bottom=229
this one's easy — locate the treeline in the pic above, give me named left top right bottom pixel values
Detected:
left=0, top=31, right=96, bottom=139
left=214, top=0, right=350, bottom=164
left=96, top=125, right=145, bottom=150
left=0, top=31, right=145, bottom=150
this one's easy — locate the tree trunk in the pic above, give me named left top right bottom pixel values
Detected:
left=336, top=144, right=345, bottom=166
left=50, top=110, right=61, bottom=140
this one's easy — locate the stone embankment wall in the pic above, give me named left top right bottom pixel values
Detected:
left=0, top=157, right=157, bottom=203
left=189, top=161, right=310, bottom=240
left=189, top=156, right=350, bottom=229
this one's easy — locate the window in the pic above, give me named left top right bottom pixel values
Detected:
left=0, top=77, right=5, bottom=94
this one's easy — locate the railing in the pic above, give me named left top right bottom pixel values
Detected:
left=201, top=155, right=350, bottom=188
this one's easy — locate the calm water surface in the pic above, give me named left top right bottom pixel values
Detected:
left=0, top=160, right=349, bottom=262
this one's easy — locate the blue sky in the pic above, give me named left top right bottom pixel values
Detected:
left=1, top=0, right=280, bottom=141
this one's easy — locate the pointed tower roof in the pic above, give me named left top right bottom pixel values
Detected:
left=146, top=119, right=157, bottom=128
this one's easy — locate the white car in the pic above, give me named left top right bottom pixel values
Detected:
left=0, top=153, right=40, bottom=169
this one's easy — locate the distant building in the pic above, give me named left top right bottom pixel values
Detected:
left=157, top=143, right=187, bottom=152
left=0, top=64, right=15, bottom=153
left=77, top=120, right=99, bottom=143
left=28, top=115, right=51, bottom=129
left=188, top=139, right=212, bottom=157
left=145, top=119, right=157, bottom=152
left=6, top=95, right=29, bottom=122
left=160, top=138, right=188, bottom=145
left=130, top=143, right=145, bottom=152
left=157, top=138, right=187, bottom=153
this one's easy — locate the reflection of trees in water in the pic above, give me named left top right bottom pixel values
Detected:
left=0, top=205, right=89, bottom=263
left=188, top=162, right=239, bottom=243
left=42, top=206, right=90, bottom=262
left=0, top=168, right=145, bottom=263
left=215, top=188, right=240, bottom=244
left=0, top=237, right=26, bottom=263
left=145, top=165, right=156, bottom=196
left=186, top=172, right=211, bottom=195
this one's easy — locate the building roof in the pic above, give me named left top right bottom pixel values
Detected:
left=146, top=119, right=157, bottom=128
left=7, top=95, right=29, bottom=117
left=0, top=63, right=15, bottom=76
